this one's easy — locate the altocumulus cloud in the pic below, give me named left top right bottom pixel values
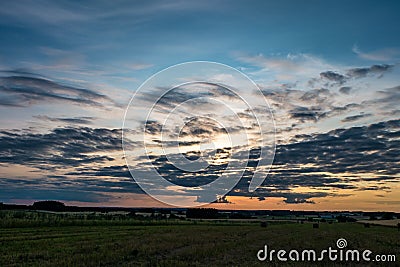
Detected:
left=0, top=119, right=396, bottom=204
left=0, top=127, right=123, bottom=170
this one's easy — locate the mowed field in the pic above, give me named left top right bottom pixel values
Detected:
left=0, top=220, right=399, bottom=266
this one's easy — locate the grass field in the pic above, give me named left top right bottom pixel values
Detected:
left=0, top=215, right=399, bottom=266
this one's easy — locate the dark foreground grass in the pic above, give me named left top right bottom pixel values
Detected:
left=0, top=222, right=399, bottom=266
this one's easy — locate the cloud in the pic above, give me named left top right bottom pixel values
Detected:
left=125, top=63, right=154, bottom=70
left=135, top=119, right=399, bottom=203
left=320, top=71, right=346, bottom=84
left=262, top=87, right=359, bottom=125
left=0, top=75, right=114, bottom=108
left=299, top=88, right=332, bottom=103
left=319, top=64, right=393, bottom=84
left=339, top=86, right=352, bottom=94
left=178, top=117, right=228, bottom=138
left=0, top=118, right=398, bottom=204
left=352, top=45, right=400, bottom=61
left=341, top=113, right=372, bottom=122
left=66, top=165, right=131, bottom=178
left=288, top=106, right=327, bottom=122
left=236, top=53, right=333, bottom=77
left=0, top=187, right=111, bottom=203
left=363, top=85, right=400, bottom=110
left=0, top=174, right=142, bottom=202
left=0, top=1, right=213, bottom=27
left=137, top=82, right=236, bottom=113
left=346, top=64, right=394, bottom=78
left=144, top=120, right=164, bottom=135
left=34, top=115, right=96, bottom=125
left=0, top=127, right=123, bottom=170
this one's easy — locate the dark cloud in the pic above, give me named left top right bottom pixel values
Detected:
left=66, top=165, right=131, bottom=178
left=136, top=82, right=243, bottom=116
left=0, top=127, right=123, bottom=169
left=281, top=119, right=400, bottom=178
left=179, top=117, right=227, bottom=138
left=339, top=86, right=352, bottom=94
left=126, top=119, right=399, bottom=203
left=151, top=139, right=201, bottom=147
left=341, top=113, right=372, bottom=122
left=209, top=84, right=238, bottom=98
left=0, top=75, right=114, bottom=107
left=346, top=64, right=394, bottom=78
left=144, top=120, right=164, bottom=135
left=0, top=119, right=398, bottom=205
left=0, top=174, right=142, bottom=201
left=329, top=103, right=361, bottom=114
left=320, top=71, right=346, bottom=84
left=151, top=151, right=229, bottom=187
left=34, top=115, right=96, bottom=125
left=299, top=88, right=331, bottom=103
left=0, top=69, right=43, bottom=77
left=0, top=187, right=111, bottom=203
left=289, top=106, right=327, bottom=122
left=261, top=87, right=347, bottom=124
left=229, top=119, right=399, bottom=202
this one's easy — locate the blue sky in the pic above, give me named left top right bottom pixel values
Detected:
left=0, top=0, right=399, bottom=210
left=2, top=1, right=400, bottom=73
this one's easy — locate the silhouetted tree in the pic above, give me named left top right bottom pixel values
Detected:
left=336, top=215, right=356, bottom=223
left=32, top=201, right=65, bottom=211
left=381, top=212, right=394, bottom=220
left=186, top=208, right=218, bottom=219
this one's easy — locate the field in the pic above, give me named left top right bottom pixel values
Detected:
left=0, top=211, right=399, bottom=266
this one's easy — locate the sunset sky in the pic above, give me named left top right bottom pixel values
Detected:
left=0, top=0, right=399, bottom=211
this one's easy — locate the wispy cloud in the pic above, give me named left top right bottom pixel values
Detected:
left=341, top=113, right=372, bottom=122
left=352, top=45, right=400, bottom=61
left=33, top=115, right=96, bottom=125
left=236, top=53, right=334, bottom=77
left=0, top=75, right=115, bottom=108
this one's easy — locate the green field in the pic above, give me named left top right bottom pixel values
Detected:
left=0, top=212, right=399, bottom=266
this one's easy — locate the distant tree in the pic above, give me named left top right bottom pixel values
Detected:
left=381, top=212, right=394, bottom=220
left=186, top=208, right=218, bottom=219
left=169, top=213, right=178, bottom=219
left=32, top=201, right=65, bottom=211
left=336, top=215, right=356, bottom=223
left=230, top=213, right=251, bottom=219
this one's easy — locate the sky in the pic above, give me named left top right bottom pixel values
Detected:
left=0, top=0, right=399, bottom=211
